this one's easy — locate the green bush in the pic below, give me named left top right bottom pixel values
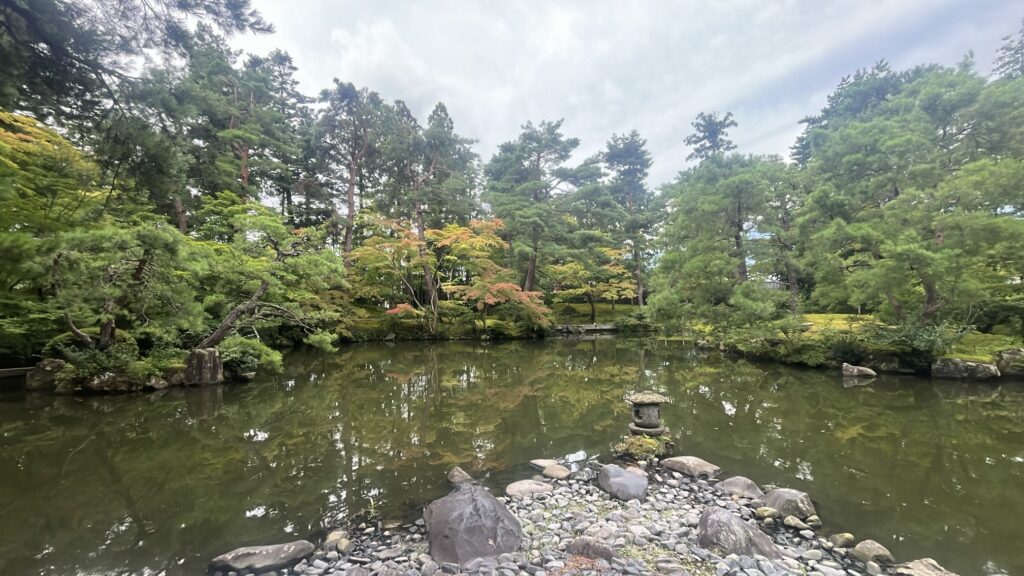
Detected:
left=613, top=434, right=673, bottom=461
left=220, top=335, right=283, bottom=374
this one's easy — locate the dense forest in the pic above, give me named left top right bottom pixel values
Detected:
left=1, top=1, right=1023, bottom=390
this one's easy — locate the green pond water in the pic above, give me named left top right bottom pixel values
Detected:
left=1, top=338, right=1023, bottom=576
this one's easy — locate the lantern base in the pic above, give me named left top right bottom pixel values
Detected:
left=629, top=423, right=666, bottom=436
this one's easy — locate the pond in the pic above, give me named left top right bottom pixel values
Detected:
left=1, top=338, right=1022, bottom=576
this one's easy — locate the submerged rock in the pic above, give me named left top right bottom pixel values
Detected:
left=530, top=458, right=558, bottom=470
left=597, top=464, right=648, bottom=501
left=542, top=464, right=571, bottom=480
left=842, top=362, right=877, bottom=377
left=505, top=479, right=552, bottom=498
left=829, top=532, right=856, bottom=548
left=894, top=558, right=959, bottom=576
left=661, top=455, right=721, bottom=479
left=716, top=475, right=764, bottom=499
left=210, top=540, right=314, bottom=572
left=424, top=483, right=522, bottom=564
left=763, top=488, right=816, bottom=519
left=695, top=507, right=782, bottom=559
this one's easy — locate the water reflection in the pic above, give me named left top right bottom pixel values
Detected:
left=0, top=339, right=1022, bottom=575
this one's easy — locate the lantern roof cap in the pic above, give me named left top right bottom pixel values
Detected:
left=625, top=391, right=671, bottom=405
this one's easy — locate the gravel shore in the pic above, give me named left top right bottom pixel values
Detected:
left=212, top=458, right=955, bottom=576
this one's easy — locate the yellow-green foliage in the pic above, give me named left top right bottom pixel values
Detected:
left=800, top=314, right=879, bottom=335
left=944, top=331, right=1022, bottom=363
left=613, top=434, right=672, bottom=461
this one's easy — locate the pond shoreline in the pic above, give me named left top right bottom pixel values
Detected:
left=211, top=457, right=961, bottom=576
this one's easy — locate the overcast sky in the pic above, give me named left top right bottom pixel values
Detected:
left=233, top=0, right=1020, bottom=185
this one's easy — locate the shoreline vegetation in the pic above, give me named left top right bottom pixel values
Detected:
left=2, top=3, right=1023, bottom=395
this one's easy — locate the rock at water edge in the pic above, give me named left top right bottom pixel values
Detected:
left=852, top=539, right=895, bottom=565
left=661, top=456, right=721, bottom=479
left=716, top=476, right=764, bottom=499
left=894, top=558, right=959, bottom=576
left=763, top=488, right=817, bottom=519
left=542, top=464, right=571, bottom=480
left=424, top=484, right=522, bottom=564
left=210, top=540, right=314, bottom=572
left=842, top=362, right=877, bottom=377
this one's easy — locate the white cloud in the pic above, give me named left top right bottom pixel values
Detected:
left=232, top=0, right=1018, bottom=184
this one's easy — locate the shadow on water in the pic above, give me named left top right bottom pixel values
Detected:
left=0, top=338, right=1022, bottom=575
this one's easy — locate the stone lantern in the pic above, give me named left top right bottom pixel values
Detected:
left=625, top=391, right=670, bottom=436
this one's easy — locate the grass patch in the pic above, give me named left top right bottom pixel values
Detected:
left=943, top=331, right=1022, bottom=363
left=799, top=313, right=879, bottom=335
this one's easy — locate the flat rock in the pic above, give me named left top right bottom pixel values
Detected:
left=530, top=459, right=558, bottom=470
left=894, top=558, right=959, bottom=576
left=505, top=479, right=553, bottom=498
left=716, top=476, right=764, bottom=499
left=852, top=539, right=895, bottom=565
left=695, top=507, right=782, bottom=559
left=598, top=464, right=648, bottom=501
left=542, top=464, right=571, bottom=480
left=661, top=456, right=721, bottom=479
left=425, top=484, right=522, bottom=564
left=763, top=488, right=816, bottom=519
left=210, top=540, right=314, bottom=572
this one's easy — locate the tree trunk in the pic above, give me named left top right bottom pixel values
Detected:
left=173, top=197, right=188, bottom=234
left=734, top=227, right=748, bottom=282
left=633, top=245, right=645, bottom=307
left=588, top=295, right=596, bottom=323
left=343, top=158, right=358, bottom=268
left=415, top=205, right=439, bottom=333
left=786, top=258, right=799, bottom=313
left=524, top=230, right=539, bottom=292
left=198, top=279, right=270, bottom=348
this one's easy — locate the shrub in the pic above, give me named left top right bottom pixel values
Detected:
left=613, top=434, right=673, bottom=461
left=220, top=335, right=283, bottom=374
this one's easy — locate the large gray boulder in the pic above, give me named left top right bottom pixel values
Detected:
left=661, top=455, right=721, bottom=479
left=210, top=540, right=314, bottom=572
left=894, top=558, right=959, bottom=576
left=597, top=464, right=648, bottom=501
left=931, top=357, right=1000, bottom=380
left=842, top=363, right=877, bottom=377
left=851, top=539, right=895, bottom=564
left=763, top=488, right=816, bottom=519
left=25, top=358, right=65, bottom=391
left=696, top=508, right=782, bottom=559
left=716, top=476, right=764, bottom=499
left=424, top=484, right=522, bottom=564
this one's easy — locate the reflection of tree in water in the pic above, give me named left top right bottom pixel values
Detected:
left=0, top=340, right=1022, bottom=576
